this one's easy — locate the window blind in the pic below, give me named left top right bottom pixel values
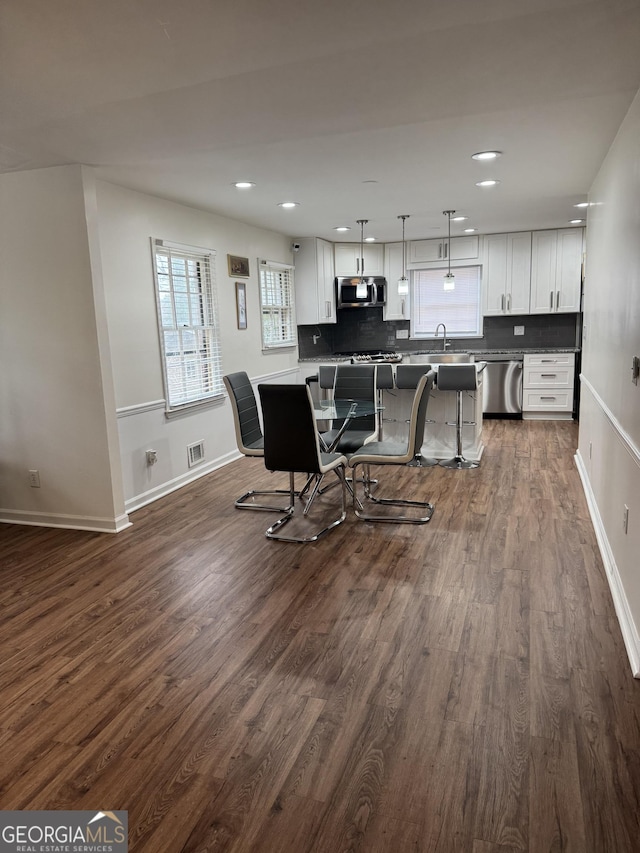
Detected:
left=411, top=265, right=482, bottom=338
left=259, top=260, right=296, bottom=348
left=153, top=239, right=223, bottom=410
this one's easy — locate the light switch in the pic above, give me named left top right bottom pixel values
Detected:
left=514, top=325, right=525, bottom=336
left=396, top=329, right=409, bottom=339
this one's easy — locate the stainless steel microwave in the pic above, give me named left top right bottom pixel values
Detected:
left=336, top=276, right=387, bottom=309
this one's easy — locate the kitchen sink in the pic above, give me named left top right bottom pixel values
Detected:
left=408, top=352, right=473, bottom=364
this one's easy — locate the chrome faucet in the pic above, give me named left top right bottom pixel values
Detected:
left=435, top=323, right=449, bottom=351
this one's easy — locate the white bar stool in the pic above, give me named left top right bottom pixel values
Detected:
left=436, top=364, right=479, bottom=469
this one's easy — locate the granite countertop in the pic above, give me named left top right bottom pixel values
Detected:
left=299, top=346, right=579, bottom=363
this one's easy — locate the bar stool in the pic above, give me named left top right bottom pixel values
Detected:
left=436, top=363, right=479, bottom=469
left=376, top=363, right=395, bottom=440
left=394, top=364, right=438, bottom=467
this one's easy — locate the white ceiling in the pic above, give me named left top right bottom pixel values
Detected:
left=2, top=0, right=640, bottom=242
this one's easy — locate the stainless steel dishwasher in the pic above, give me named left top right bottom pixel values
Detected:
left=481, top=354, right=524, bottom=417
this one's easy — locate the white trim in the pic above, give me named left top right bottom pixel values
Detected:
left=117, top=399, right=166, bottom=418
left=250, top=367, right=300, bottom=384
left=0, top=510, right=131, bottom=534
left=125, top=450, right=240, bottom=514
left=575, top=449, right=640, bottom=677
left=579, top=373, right=640, bottom=465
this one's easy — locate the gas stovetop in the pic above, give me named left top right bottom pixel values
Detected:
left=334, top=350, right=403, bottom=363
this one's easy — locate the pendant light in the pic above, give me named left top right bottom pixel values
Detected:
left=443, top=210, right=456, bottom=291
left=397, top=215, right=409, bottom=295
left=356, top=219, right=368, bottom=298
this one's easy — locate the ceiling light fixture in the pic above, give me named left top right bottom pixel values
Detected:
left=278, top=201, right=299, bottom=208
left=233, top=181, right=255, bottom=189
left=569, top=219, right=584, bottom=224
left=464, top=227, right=477, bottom=233
left=476, top=179, right=500, bottom=187
left=471, top=150, right=502, bottom=161
left=334, top=226, right=351, bottom=232
left=452, top=216, right=468, bottom=222
left=356, top=219, right=368, bottom=299
left=573, top=202, right=590, bottom=208
left=397, top=215, right=409, bottom=296
left=443, top=210, right=456, bottom=291
left=364, top=236, right=376, bottom=242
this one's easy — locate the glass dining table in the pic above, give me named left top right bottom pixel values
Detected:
left=313, top=399, right=382, bottom=452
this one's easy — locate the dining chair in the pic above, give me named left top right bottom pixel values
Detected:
left=348, top=370, right=436, bottom=523
left=320, top=364, right=378, bottom=453
left=258, top=383, right=348, bottom=543
left=223, top=372, right=290, bottom=511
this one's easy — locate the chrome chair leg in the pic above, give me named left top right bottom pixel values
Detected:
left=439, top=390, right=479, bottom=469
left=266, top=470, right=348, bottom=542
left=353, top=463, right=434, bottom=524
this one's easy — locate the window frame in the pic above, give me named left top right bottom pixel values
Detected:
left=151, top=238, right=224, bottom=415
left=258, top=259, right=296, bottom=350
left=409, top=262, right=483, bottom=340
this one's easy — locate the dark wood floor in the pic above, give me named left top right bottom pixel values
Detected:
left=1, top=420, right=639, bottom=852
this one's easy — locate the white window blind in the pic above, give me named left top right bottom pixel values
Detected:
left=258, top=260, right=296, bottom=349
left=152, top=239, right=223, bottom=411
left=411, top=266, right=482, bottom=338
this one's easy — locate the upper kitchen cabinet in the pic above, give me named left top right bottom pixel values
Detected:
left=483, top=232, right=531, bottom=316
left=294, top=237, right=336, bottom=325
left=530, top=228, right=583, bottom=314
left=334, top=242, right=384, bottom=277
left=408, top=235, right=479, bottom=264
left=383, top=242, right=409, bottom=321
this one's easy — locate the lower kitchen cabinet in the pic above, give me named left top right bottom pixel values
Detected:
left=522, top=352, right=575, bottom=419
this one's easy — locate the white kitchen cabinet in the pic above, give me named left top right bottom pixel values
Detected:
left=382, top=241, right=410, bottom=321
left=530, top=229, right=583, bottom=314
left=409, top=235, right=479, bottom=264
left=334, top=242, right=384, bottom=277
left=522, top=352, right=575, bottom=419
left=483, top=232, right=531, bottom=316
left=294, top=237, right=336, bottom=325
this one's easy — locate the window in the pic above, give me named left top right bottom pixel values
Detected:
left=410, top=265, right=482, bottom=338
left=258, top=260, right=296, bottom=349
left=152, top=239, right=223, bottom=411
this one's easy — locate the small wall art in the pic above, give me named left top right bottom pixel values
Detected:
left=235, top=281, right=247, bottom=329
left=227, top=254, right=250, bottom=277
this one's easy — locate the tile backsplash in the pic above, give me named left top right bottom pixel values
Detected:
left=298, top=310, right=580, bottom=358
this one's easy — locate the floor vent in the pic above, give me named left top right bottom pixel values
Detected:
left=187, top=440, right=205, bottom=468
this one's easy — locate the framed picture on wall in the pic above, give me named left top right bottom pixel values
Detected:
left=228, top=254, right=250, bottom=277
left=235, top=281, right=247, bottom=329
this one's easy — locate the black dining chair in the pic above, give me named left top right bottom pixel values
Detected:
left=223, top=372, right=290, bottom=511
left=258, top=383, right=348, bottom=543
left=349, top=370, right=436, bottom=523
left=320, top=364, right=378, bottom=453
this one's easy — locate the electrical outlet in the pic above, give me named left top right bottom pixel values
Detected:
left=396, top=329, right=409, bottom=339
left=513, top=325, right=525, bottom=336
left=28, top=469, right=41, bottom=488
left=623, top=504, right=629, bottom=534
left=146, top=450, right=158, bottom=465
left=589, top=441, right=592, bottom=459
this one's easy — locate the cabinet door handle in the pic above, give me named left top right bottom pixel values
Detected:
left=507, top=293, right=511, bottom=311
left=541, top=358, right=557, bottom=363
left=356, top=258, right=360, bottom=273
left=326, top=301, right=332, bottom=318
left=501, top=294, right=505, bottom=312
left=438, top=243, right=443, bottom=259
left=541, top=373, right=557, bottom=378
left=556, top=291, right=560, bottom=310
left=540, top=396, right=557, bottom=400
left=550, top=291, right=554, bottom=310
left=444, top=242, right=448, bottom=259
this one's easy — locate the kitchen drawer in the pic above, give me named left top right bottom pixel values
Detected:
left=523, top=352, right=575, bottom=368
left=523, top=366, right=573, bottom=388
left=523, top=388, right=573, bottom=412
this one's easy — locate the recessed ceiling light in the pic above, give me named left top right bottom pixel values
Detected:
left=471, top=151, right=502, bottom=161
left=233, top=181, right=255, bottom=189
left=452, top=216, right=468, bottom=222
left=573, top=202, right=590, bottom=208
left=333, top=226, right=351, bottom=232
left=364, top=236, right=376, bottom=242
left=464, top=228, right=477, bottom=233
left=362, top=180, right=379, bottom=184
left=476, top=179, right=500, bottom=187
left=569, top=219, right=585, bottom=224
left=278, top=201, right=299, bottom=208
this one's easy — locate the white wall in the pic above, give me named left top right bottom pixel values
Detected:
left=576, top=88, right=640, bottom=675
left=94, top=181, right=299, bottom=511
left=0, top=166, right=127, bottom=532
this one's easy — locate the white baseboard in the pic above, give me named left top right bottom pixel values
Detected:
left=575, top=449, right=640, bottom=678
left=0, top=509, right=131, bottom=534
left=125, top=450, right=240, bottom=514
